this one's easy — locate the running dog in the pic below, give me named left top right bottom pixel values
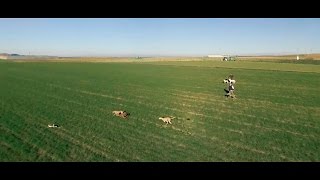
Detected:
left=112, top=110, right=130, bottom=119
left=159, top=116, right=175, bottom=124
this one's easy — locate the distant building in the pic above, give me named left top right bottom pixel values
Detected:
left=208, top=55, right=224, bottom=58
left=208, top=54, right=236, bottom=61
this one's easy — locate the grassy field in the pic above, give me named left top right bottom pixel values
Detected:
left=1, top=59, right=320, bottom=161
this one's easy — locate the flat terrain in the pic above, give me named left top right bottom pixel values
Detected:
left=1, top=59, right=319, bottom=161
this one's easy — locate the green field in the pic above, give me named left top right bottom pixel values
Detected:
left=1, top=59, right=320, bottom=161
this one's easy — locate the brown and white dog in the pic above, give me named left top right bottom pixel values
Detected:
left=159, top=116, right=175, bottom=124
left=112, top=110, right=130, bottom=119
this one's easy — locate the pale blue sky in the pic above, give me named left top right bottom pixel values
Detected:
left=0, top=18, right=319, bottom=56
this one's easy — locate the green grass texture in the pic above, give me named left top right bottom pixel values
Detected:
left=1, top=60, right=320, bottom=161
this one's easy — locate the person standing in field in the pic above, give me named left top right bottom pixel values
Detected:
left=224, top=74, right=236, bottom=98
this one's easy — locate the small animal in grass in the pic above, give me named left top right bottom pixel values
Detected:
left=48, top=124, right=60, bottom=128
left=159, top=116, right=175, bottom=124
left=112, top=110, right=130, bottom=119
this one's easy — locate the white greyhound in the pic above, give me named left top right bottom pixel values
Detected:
left=159, top=116, right=175, bottom=124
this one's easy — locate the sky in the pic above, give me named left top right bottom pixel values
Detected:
left=0, top=18, right=319, bottom=57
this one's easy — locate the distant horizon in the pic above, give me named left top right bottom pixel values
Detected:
left=1, top=18, right=319, bottom=57
left=2, top=51, right=318, bottom=58
left=1, top=50, right=317, bottom=58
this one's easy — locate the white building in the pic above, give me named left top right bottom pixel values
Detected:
left=208, top=55, right=224, bottom=58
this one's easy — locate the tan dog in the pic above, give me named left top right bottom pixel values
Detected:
left=159, top=116, right=175, bottom=124
left=112, top=110, right=130, bottom=119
